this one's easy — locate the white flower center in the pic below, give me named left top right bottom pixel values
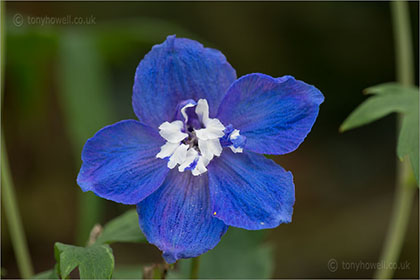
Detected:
left=156, top=99, right=243, bottom=176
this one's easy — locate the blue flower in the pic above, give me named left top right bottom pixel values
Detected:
left=77, top=35, right=324, bottom=263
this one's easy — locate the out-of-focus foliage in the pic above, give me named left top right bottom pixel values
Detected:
left=3, top=2, right=419, bottom=279
left=58, top=30, right=115, bottom=245
left=33, top=266, right=59, bottom=279
left=95, top=209, right=146, bottom=245
left=168, top=228, right=273, bottom=279
left=111, top=265, right=144, bottom=279
left=36, top=210, right=273, bottom=279
left=6, top=29, right=58, bottom=122
left=35, top=210, right=147, bottom=279
left=341, top=83, right=419, bottom=184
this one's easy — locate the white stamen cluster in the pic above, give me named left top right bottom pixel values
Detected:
left=156, top=99, right=227, bottom=176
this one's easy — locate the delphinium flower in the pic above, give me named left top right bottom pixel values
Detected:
left=77, top=35, right=324, bottom=263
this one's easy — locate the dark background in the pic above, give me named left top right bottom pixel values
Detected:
left=2, top=1, right=419, bottom=278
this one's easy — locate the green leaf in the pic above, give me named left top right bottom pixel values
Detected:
left=397, top=110, right=419, bottom=183
left=32, top=265, right=59, bottom=279
left=37, top=210, right=143, bottom=280
left=364, top=82, right=419, bottom=96
left=340, top=85, right=417, bottom=132
left=341, top=83, right=419, bottom=185
left=168, top=228, right=273, bottom=279
left=54, top=242, right=114, bottom=279
left=95, top=209, right=146, bottom=245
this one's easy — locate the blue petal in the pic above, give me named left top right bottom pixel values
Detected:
left=77, top=120, right=169, bottom=205
left=133, top=35, right=237, bottom=128
left=208, top=149, right=295, bottom=230
left=217, top=73, right=324, bottom=155
left=137, top=169, right=228, bottom=263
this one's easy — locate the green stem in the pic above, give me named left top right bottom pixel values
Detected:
left=374, top=1, right=416, bottom=278
left=1, top=1, right=33, bottom=278
left=1, top=0, right=4, bottom=89
left=375, top=179, right=416, bottom=279
left=391, top=1, right=414, bottom=86
left=190, top=257, right=200, bottom=279
left=1, top=135, right=35, bottom=278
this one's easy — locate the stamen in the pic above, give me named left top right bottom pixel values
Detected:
left=156, top=99, right=244, bottom=176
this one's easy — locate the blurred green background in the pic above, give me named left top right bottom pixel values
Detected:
left=1, top=1, right=419, bottom=279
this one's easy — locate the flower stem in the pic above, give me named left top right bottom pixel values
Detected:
left=0, top=0, right=4, bottom=85
left=190, top=257, right=200, bottom=279
left=391, top=0, right=414, bottom=86
left=1, top=2, right=33, bottom=278
left=1, top=134, right=34, bottom=278
left=374, top=1, right=417, bottom=278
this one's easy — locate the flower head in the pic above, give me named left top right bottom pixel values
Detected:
left=77, top=35, right=324, bottom=263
